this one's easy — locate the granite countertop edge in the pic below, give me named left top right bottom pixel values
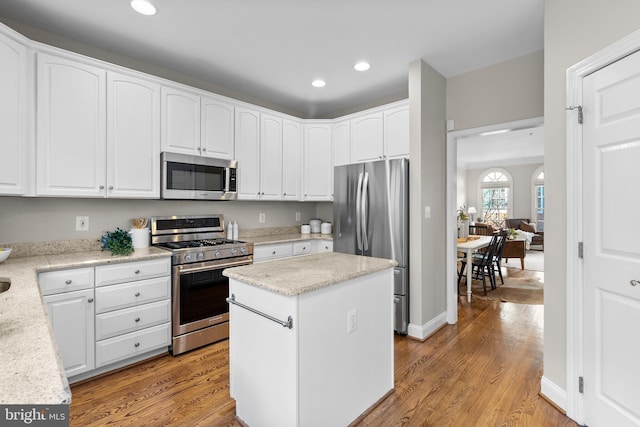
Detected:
left=244, top=233, right=333, bottom=245
left=223, top=252, right=397, bottom=296
left=0, top=246, right=171, bottom=405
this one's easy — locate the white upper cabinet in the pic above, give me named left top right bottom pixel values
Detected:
left=161, top=86, right=201, bottom=155
left=384, top=103, right=409, bottom=159
left=235, top=106, right=261, bottom=200
left=0, top=27, right=31, bottom=196
left=332, top=120, right=350, bottom=166
left=303, top=123, right=333, bottom=201
left=201, top=95, right=235, bottom=159
left=260, top=113, right=283, bottom=200
left=37, top=52, right=107, bottom=197
left=351, top=112, right=384, bottom=163
left=282, top=119, right=302, bottom=201
left=107, top=71, right=160, bottom=198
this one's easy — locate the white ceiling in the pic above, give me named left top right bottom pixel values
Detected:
left=0, top=0, right=543, bottom=118
left=457, top=125, right=544, bottom=169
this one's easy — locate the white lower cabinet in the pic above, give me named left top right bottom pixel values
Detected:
left=39, top=257, right=172, bottom=381
left=255, top=239, right=333, bottom=263
left=313, top=240, right=334, bottom=253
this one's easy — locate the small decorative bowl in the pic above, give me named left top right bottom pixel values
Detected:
left=0, top=248, right=12, bottom=263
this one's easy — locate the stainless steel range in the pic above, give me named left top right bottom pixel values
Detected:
left=150, top=214, right=253, bottom=355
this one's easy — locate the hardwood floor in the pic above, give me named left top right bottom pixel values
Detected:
left=70, top=281, right=576, bottom=426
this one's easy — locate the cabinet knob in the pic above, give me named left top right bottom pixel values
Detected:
left=197, top=147, right=202, bottom=151
left=134, top=269, right=140, bottom=274
left=134, top=342, right=140, bottom=348
left=108, top=185, right=114, bottom=190
left=135, top=292, right=141, bottom=297
left=65, top=280, right=72, bottom=285
left=99, top=185, right=105, bottom=190
left=88, top=298, right=94, bottom=303
left=283, top=193, right=287, bottom=196
left=202, top=148, right=207, bottom=152
left=631, top=280, right=640, bottom=287
left=272, top=251, right=276, bottom=255
left=135, top=317, right=141, bottom=322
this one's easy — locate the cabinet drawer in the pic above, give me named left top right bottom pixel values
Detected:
left=39, top=267, right=94, bottom=295
left=293, top=241, right=312, bottom=256
left=96, top=299, right=171, bottom=340
left=314, top=240, right=333, bottom=253
left=96, top=322, right=171, bottom=368
left=254, top=243, right=293, bottom=262
left=95, top=276, right=171, bottom=314
left=95, top=258, right=171, bottom=287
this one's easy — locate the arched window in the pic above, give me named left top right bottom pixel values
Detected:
left=479, top=168, right=512, bottom=228
left=532, top=166, right=545, bottom=231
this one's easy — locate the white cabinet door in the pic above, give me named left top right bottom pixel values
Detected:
left=201, top=96, right=234, bottom=159
left=36, top=52, right=107, bottom=197
left=351, top=112, right=384, bottom=163
left=332, top=120, right=351, bottom=166
left=107, top=71, right=160, bottom=198
left=303, top=123, right=333, bottom=201
left=235, top=106, right=261, bottom=200
left=161, top=86, right=201, bottom=155
left=260, top=113, right=283, bottom=200
left=43, top=288, right=95, bottom=377
left=384, top=104, right=409, bottom=159
left=0, top=29, right=30, bottom=195
left=282, top=119, right=302, bottom=201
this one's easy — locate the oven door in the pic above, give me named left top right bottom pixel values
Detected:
left=172, top=259, right=248, bottom=336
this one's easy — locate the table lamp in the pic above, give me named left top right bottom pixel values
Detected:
left=467, top=206, right=477, bottom=223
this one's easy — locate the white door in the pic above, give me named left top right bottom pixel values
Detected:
left=235, top=107, right=261, bottom=200
left=201, top=96, right=234, bottom=159
left=260, top=113, right=283, bottom=200
left=583, top=49, right=640, bottom=426
left=161, top=86, right=201, bottom=155
left=303, top=123, right=333, bottom=201
left=282, top=119, right=302, bottom=201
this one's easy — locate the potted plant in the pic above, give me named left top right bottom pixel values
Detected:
left=507, top=228, right=518, bottom=240
left=101, top=228, right=134, bottom=256
left=457, top=205, right=470, bottom=238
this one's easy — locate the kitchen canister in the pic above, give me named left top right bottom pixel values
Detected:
left=301, top=224, right=311, bottom=234
left=130, top=228, right=150, bottom=249
left=309, top=219, right=321, bottom=234
left=321, top=222, right=332, bottom=235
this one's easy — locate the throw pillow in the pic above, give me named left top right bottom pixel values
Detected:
left=520, top=221, right=536, bottom=233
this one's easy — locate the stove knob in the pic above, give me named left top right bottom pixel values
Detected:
left=184, top=254, right=193, bottom=262
left=197, top=252, right=205, bottom=260
left=215, top=250, right=221, bottom=258
left=240, top=247, right=247, bottom=254
left=230, top=248, right=238, bottom=256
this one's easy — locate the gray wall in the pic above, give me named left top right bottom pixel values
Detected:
left=447, top=51, right=544, bottom=131
left=544, top=0, right=640, bottom=391
left=0, top=197, right=323, bottom=244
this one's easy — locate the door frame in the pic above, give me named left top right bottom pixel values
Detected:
left=445, top=116, right=543, bottom=324
left=565, top=28, right=640, bottom=423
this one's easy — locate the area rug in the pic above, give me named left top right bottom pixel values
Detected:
left=502, top=250, right=545, bottom=272
left=460, top=275, right=544, bottom=305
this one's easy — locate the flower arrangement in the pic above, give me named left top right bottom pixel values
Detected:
left=457, top=205, right=469, bottom=221
left=507, top=228, right=518, bottom=239
left=101, top=228, right=134, bottom=256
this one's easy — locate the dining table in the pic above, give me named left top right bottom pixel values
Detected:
left=456, top=235, right=493, bottom=302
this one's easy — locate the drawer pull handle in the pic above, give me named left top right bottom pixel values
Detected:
left=135, top=292, right=141, bottom=297
left=272, top=251, right=276, bottom=255
left=134, top=270, right=140, bottom=274
left=88, top=298, right=94, bottom=303
left=134, top=342, right=140, bottom=348
left=631, top=280, right=640, bottom=287
left=135, top=317, right=141, bottom=322
left=65, top=280, right=72, bottom=285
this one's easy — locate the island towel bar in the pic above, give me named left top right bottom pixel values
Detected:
left=226, top=294, right=294, bottom=329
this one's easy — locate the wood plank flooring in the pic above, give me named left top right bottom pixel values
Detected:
left=70, top=279, right=576, bottom=426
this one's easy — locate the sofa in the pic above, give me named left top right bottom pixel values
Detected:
left=505, top=218, right=544, bottom=250
left=502, top=239, right=526, bottom=269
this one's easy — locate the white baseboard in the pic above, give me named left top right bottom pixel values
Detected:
left=407, top=311, right=447, bottom=341
left=540, top=375, right=567, bottom=412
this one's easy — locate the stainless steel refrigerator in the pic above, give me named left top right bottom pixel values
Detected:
left=333, top=158, right=409, bottom=334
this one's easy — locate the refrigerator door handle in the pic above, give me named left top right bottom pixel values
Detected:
left=355, top=172, right=364, bottom=251
left=361, top=171, right=369, bottom=251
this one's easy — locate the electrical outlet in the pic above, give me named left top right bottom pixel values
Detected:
left=347, top=309, right=358, bottom=334
left=295, top=212, right=301, bottom=221
left=259, top=212, right=266, bottom=223
left=76, top=216, right=89, bottom=231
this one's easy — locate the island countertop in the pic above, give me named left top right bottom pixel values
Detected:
left=223, top=251, right=397, bottom=296
left=0, top=247, right=171, bottom=405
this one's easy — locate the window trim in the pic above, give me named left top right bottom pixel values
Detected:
left=477, top=167, right=513, bottom=228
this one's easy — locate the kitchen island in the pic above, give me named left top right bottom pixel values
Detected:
left=223, top=252, right=396, bottom=427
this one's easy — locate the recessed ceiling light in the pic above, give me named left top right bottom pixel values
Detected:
left=354, top=62, right=371, bottom=71
left=130, top=0, right=157, bottom=16
left=312, top=79, right=326, bottom=88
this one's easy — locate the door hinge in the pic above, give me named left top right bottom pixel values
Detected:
left=566, top=105, right=583, bottom=124
left=579, top=376, right=584, bottom=393
left=578, top=242, right=584, bottom=259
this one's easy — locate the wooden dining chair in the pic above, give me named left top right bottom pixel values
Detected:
left=491, top=229, right=509, bottom=285
left=457, top=234, right=500, bottom=295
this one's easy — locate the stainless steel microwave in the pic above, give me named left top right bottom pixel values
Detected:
left=161, top=152, right=237, bottom=200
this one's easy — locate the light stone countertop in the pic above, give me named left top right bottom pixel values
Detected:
left=243, top=233, right=333, bottom=245
left=0, top=247, right=171, bottom=404
left=223, top=252, right=396, bottom=296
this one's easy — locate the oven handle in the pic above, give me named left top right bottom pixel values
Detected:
left=226, top=294, right=293, bottom=329
left=177, top=258, right=252, bottom=274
